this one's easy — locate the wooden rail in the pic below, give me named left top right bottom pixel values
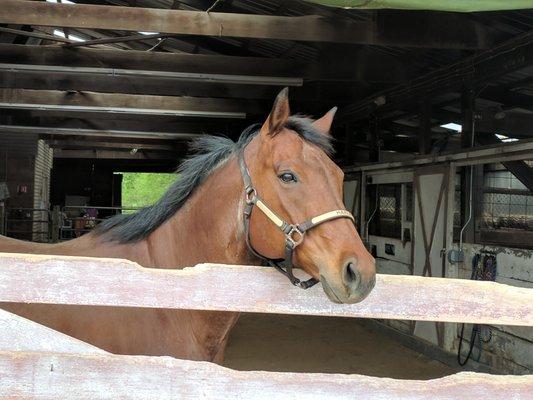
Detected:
left=0, top=253, right=532, bottom=398
left=1, top=350, right=531, bottom=400
left=0, top=308, right=531, bottom=400
left=0, top=252, right=531, bottom=326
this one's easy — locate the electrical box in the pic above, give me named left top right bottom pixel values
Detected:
left=448, top=249, right=465, bottom=263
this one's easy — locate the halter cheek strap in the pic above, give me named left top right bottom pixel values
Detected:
left=238, top=150, right=355, bottom=289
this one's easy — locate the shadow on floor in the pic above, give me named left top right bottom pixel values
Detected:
left=223, top=313, right=459, bottom=379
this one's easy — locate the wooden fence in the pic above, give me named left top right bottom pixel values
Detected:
left=0, top=252, right=531, bottom=399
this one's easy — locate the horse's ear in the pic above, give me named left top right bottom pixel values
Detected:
left=313, top=107, right=337, bottom=136
left=261, top=87, right=290, bottom=136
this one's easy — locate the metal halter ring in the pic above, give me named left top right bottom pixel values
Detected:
left=245, top=187, right=257, bottom=204
left=286, top=226, right=305, bottom=248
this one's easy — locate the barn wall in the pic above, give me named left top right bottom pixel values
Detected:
left=32, top=140, right=53, bottom=242
left=0, top=133, right=53, bottom=241
left=0, top=132, right=37, bottom=209
left=0, top=132, right=40, bottom=240
left=456, top=243, right=533, bottom=374
left=343, top=177, right=533, bottom=375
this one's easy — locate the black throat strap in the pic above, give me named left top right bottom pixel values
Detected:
left=237, top=149, right=355, bottom=289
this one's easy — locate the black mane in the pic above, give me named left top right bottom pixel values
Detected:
left=94, top=116, right=333, bottom=243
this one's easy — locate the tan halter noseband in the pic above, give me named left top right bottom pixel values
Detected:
left=238, top=149, right=355, bottom=289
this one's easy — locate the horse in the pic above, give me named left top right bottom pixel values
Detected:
left=0, top=88, right=376, bottom=362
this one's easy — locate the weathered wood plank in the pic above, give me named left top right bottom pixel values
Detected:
left=0, top=0, right=492, bottom=48
left=0, top=44, right=304, bottom=77
left=0, top=253, right=531, bottom=326
left=0, top=308, right=105, bottom=355
left=0, top=350, right=530, bottom=399
left=0, top=89, right=262, bottom=114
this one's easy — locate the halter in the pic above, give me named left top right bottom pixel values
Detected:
left=238, top=149, right=355, bottom=289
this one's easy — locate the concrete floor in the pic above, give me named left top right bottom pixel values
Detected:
left=224, top=314, right=458, bottom=379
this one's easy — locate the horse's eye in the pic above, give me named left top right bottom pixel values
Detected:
left=279, top=172, right=297, bottom=183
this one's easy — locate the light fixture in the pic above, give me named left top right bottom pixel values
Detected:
left=495, top=133, right=519, bottom=143
left=53, top=29, right=85, bottom=42
left=440, top=122, right=462, bottom=132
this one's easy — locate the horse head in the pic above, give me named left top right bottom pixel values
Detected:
left=241, top=88, right=376, bottom=304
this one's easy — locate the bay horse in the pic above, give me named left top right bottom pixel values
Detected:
left=0, top=89, right=375, bottom=362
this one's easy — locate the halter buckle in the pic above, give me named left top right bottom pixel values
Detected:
left=245, top=187, right=257, bottom=204
left=286, top=225, right=305, bottom=248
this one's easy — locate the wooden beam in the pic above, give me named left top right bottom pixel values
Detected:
left=0, top=26, right=72, bottom=44
left=340, top=30, right=533, bottom=122
left=10, top=117, right=226, bottom=135
left=501, top=160, right=533, bottom=193
left=0, top=43, right=407, bottom=84
left=46, top=139, right=178, bottom=152
left=53, top=149, right=178, bottom=160
left=0, top=63, right=302, bottom=87
left=476, top=135, right=533, bottom=192
left=0, top=89, right=259, bottom=116
left=345, top=139, right=533, bottom=172
left=0, top=125, right=203, bottom=140
left=0, top=253, right=531, bottom=326
left=0, top=0, right=495, bottom=48
left=0, top=350, right=531, bottom=399
left=0, top=70, right=285, bottom=100
left=0, top=44, right=303, bottom=77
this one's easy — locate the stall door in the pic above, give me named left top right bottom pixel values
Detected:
left=412, top=165, right=454, bottom=349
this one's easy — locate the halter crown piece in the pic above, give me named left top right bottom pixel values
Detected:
left=238, top=149, right=355, bottom=289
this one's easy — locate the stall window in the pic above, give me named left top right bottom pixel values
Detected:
left=481, top=163, right=533, bottom=232
left=366, top=184, right=402, bottom=239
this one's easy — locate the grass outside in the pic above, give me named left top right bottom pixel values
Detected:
left=120, top=172, right=177, bottom=209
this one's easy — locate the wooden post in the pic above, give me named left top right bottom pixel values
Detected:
left=460, top=86, right=476, bottom=243
left=0, top=202, right=5, bottom=236
left=51, top=205, right=60, bottom=243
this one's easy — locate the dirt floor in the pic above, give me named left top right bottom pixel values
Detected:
left=224, top=314, right=458, bottom=379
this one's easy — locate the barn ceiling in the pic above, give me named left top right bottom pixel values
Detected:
left=0, top=0, right=533, bottom=167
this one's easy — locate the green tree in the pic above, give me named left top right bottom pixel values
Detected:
left=120, top=173, right=177, bottom=209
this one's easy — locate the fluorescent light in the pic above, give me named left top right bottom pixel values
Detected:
left=395, top=134, right=410, bottom=138
left=53, top=29, right=85, bottom=42
left=440, top=123, right=462, bottom=132
left=138, top=31, right=160, bottom=35
left=46, top=0, right=75, bottom=3
left=495, top=133, right=519, bottom=143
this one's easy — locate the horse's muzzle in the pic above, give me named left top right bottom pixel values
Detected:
left=320, top=258, right=376, bottom=304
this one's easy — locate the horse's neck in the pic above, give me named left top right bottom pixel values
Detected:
left=142, top=156, right=253, bottom=269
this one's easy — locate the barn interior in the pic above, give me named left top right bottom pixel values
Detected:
left=0, top=0, right=532, bottom=377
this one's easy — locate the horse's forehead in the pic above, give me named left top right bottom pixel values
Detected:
left=270, top=130, right=319, bottom=160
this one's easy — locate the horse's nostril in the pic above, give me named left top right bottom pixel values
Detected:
left=343, top=261, right=361, bottom=289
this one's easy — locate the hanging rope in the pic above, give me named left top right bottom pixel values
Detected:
left=457, top=252, right=497, bottom=366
